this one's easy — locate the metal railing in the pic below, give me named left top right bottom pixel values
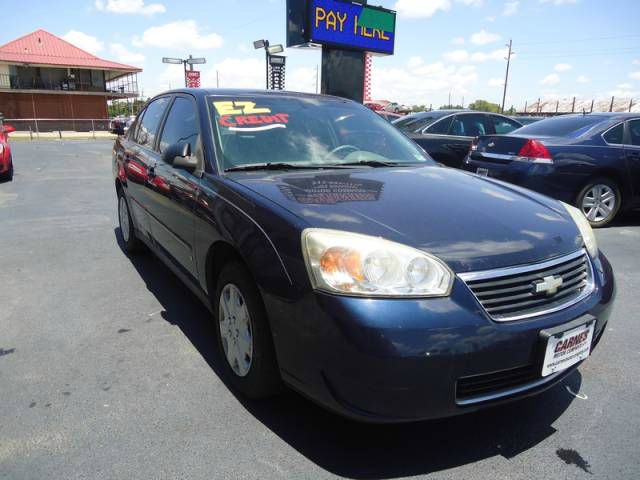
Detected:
left=0, top=73, right=139, bottom=96
left=4, top=118, right=118, bottom=139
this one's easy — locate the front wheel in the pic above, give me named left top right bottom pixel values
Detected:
left=214, top=262, right=281, bottom=398
left=577, top=178, right=621, bottom=228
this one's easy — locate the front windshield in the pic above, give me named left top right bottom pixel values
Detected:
left=208, top=95, right=433, bottom=170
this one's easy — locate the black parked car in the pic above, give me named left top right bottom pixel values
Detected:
left=464, top=113, right=640, bottom=227
left=393, top=110, right=522, bottom=168
left=114, top=90, right=614, bottom=423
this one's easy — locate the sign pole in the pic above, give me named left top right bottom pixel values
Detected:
left=183, top=59, right=188, bottom=88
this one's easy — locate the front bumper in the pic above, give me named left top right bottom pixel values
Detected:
left=268, top=252, right=615, bottom=423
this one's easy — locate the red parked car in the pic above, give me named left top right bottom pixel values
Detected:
left=365, top=102, right=384, bottom=111
left=0, top=123, right=14, bottom=182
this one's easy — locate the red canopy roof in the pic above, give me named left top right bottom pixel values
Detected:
left=0, top=29, right=141, bottom=73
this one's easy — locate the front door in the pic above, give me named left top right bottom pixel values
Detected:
left=150, top=95, right=203, bottom=278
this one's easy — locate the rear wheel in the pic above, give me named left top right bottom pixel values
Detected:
left=0, top=157, right=13, bottom=182
left=214, top=262, right=281, bottom=398
left=576, top=178, right=621, bottom=228
left=117, top=190, right=143, bottom=252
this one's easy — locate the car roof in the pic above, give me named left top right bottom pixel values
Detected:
left=154, top=88, right=355, bottom=104
left=401, top=109, right=509, bottom=120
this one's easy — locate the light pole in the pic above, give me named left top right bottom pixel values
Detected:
left=162, top=56, right=206, bottom=87
left=254, top=39, right=284, bottom=89
left=501, top=39, right=514, bottom=114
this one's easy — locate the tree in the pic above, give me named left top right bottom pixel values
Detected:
left=439, top=104, right=463, bottom=110
left=411, top=105, right=427, bottom=112
left=467, top=99, right=501, bottom=113
left=108, top=98, right=149, bottom=118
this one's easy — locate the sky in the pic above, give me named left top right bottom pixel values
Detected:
left=3, top=0, right=640, bottom=109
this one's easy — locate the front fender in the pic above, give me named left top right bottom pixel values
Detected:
left=194, top=174, right=309, bottom=301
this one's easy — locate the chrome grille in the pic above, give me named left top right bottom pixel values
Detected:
left=459, top=249, right=594, bottom=322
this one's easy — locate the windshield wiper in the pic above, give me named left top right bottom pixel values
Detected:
left=224, top=162, right=351, bottom=172
left=335, top=160, right=410, bottom=168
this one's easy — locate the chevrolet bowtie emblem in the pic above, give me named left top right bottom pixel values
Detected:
left=534, top=275, right=563, bottom=296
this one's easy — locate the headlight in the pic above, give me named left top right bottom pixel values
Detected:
left=562, top=202, right=598, bottom=259
left=302, top=229, right=453, bottom=297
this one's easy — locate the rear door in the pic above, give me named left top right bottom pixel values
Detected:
left=441, top=113, right=491, bottom=168
left=124, top=96, right=171, bottom=239
left=625, top=119, right=640, bottom=199
left=152, top=95, right=203, bottom=277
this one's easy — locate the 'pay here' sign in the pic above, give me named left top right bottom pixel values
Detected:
left=309, top=0, right=396, bottom=55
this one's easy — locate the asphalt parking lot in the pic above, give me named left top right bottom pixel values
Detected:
left=1, top=140, right=639, bottom=480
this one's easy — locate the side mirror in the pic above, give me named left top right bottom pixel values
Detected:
left=2, top=124, right=15, bottom=134
left=162, top=142, right=198, bottom=170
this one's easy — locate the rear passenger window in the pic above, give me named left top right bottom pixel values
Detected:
left=134, top=97, right=170, bottom=149
left=426, top=116, right=453, bottom=135
left=603, top=124, right=624, bottom=144
left=450, top=114, right=489, bottom=137
left=493, top=116, right=522, bottom=134
left=629, top=120, right=640, bottom=146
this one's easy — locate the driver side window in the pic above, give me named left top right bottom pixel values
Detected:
left=158, top=97, right=201, bottom=160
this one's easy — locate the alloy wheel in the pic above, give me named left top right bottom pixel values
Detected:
left=581, top=184, right=616, bottom=223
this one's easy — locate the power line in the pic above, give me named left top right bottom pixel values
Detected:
left=518, top=33, right=640, bottom=46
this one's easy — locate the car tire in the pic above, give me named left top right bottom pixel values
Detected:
left=576, top=177, right=621, bottom=228
left=117, top=189, right=143, bottom=252
left=0, top=157, right=13, bottom=182
left=214, top=262, right=281, bottom=398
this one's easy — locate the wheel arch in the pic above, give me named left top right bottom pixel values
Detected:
left=205, top=240, right=253, bottom=302
left=577, top=168, right=626, bottom=205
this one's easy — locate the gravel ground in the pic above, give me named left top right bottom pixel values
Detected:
left=1, top=140, right=639, bottom=480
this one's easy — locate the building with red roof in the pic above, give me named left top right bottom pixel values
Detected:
left=0, top=29, right=142, bottom=121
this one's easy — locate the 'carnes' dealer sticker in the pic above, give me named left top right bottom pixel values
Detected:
left=214, top=101, right=289, bottom=132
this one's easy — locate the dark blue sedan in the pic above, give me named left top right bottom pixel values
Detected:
left=464, top=113, right=640, bottom=227
left=113, top=90, right=615, bottom=422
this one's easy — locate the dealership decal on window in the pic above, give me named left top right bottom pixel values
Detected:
left=214, top=101, right=289, bottom=131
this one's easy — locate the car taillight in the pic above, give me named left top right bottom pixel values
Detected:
left=517, top=139, right=552, bottom=163
left=469, top=137, right=479, bottom=153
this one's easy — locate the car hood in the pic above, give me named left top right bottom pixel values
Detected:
left=229, top=166, right=584, bottom=273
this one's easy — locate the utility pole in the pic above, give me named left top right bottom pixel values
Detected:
left=216, top=70, right=220, bottom=88
left=448, top=91, right=451, bottom=108
left=315, top=65, right=319, bottom=94
left=501, top=39, right=514, bottom=114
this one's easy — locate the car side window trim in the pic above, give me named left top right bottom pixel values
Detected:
left=422, top=114, right=455, bottom=135
left=156, top=93, right=206, bottom=172
left=134, top=95, right=172, bottom=153
left=601, top=122, right=626, bottom=146
left=626, top=118, right=640, bottom=148
left=448, top=113, right=486, bottom=139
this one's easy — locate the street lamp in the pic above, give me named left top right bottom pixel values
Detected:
left=162, top=55, right=207, bottom=87
left=254, top=39, right=284, bottom=89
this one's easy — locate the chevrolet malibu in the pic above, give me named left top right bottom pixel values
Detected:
left=113, top=89, right=615, bottom=423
